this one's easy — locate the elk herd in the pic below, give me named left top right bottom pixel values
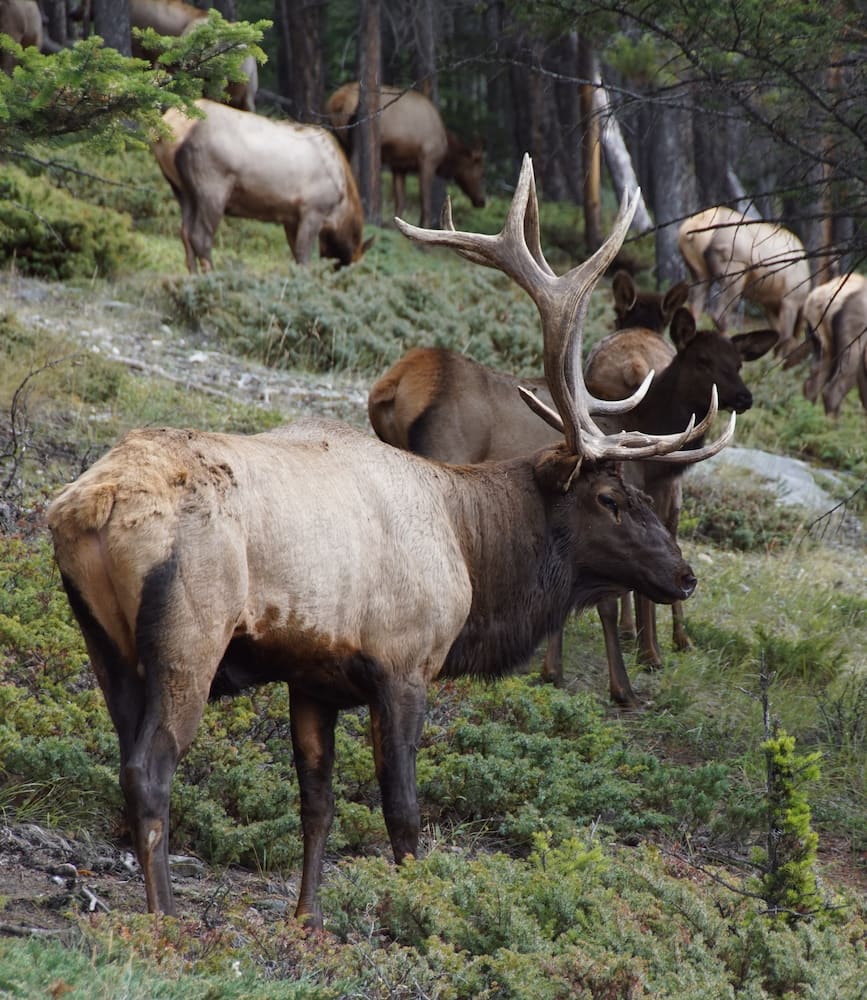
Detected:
left=9, top=0, right=861, bottom=930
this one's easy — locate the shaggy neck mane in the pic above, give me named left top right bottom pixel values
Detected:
left=438, top=459, right=587, bottom=679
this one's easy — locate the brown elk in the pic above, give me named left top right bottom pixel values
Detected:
left=129, top=0, right=258, bottom=111
left=678, top=206, right=810, bottom=361
left=0, top=0, right=43, bottom=72
left=585, top=271, right=688, bottom=400
left=151, top=99, right=373, bottom=271
left=802, top=273, right=867, bottom=418
left=326, top=82, right=486, bottom=228
left=48, top=159, right=727, bottom=927
left=370, top=310, right=772, bottom=708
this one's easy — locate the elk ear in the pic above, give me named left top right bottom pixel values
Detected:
left=662, top=280, right=689, bottom=319
left=732, top=328, right=778, bottom=361
left=533, top=447, right=582, bottom=494
left=612, top=270, right=636, bottom=312
left=669, top=306, right=698, bottom=351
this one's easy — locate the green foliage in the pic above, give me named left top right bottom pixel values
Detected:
left=0, top=18, right=267, bottom=159
left=751, top=729, right=822, bottom=921
left=162, top=241, right=547, bottom=376
left=754, top=625, right=840, bottom=688
left=0, top=166, right=143, bottom=279
left=680, top=475, right=804, bottom=552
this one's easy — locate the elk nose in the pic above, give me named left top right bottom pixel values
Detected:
left=733, top=390, right=753, bottom=413
left=680, top=567, right=697, bottom=598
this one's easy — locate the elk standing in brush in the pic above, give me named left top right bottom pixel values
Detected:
left=370, top=298, right=775, bottom=705
left=48, top=159, right=729, bottom=927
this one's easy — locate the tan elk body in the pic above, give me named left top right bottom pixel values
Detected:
left=678, top=206, right=810, bottom=359
left=49, top=160, right=729, bottom=926
left=0, top=0, right=42, bottom=73
left=326, top=83, right=486, bottom=228
left=151, top=100, right=372, bottom=271
left=802, top=273, right=867, bottom=417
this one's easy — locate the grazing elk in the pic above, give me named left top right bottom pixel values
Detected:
left=678, top=206, right=810, bottom=361
left=48, top=159, right=729, bottom=927
left=129, top=0, right=258, bottom=111
left=326, top=82, right=486, bottom=228
left=370, top=302, right=769, bottom=708
left=802, top=273, right=867, bottom=418
left=151, top=99, right=373, bottom=271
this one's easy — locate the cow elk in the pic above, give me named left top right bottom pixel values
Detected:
left=802, top=273, right=867, bottom=418
left=49, top=158, right=729, bottom=927
left=0, top=0, right=55, bottom=73
left=678, top=206, right=810, bottom=362
left=326, top=83, right=486, bottom=228
left=370, top=273, right=766, bottom=707
left=151, top=99, right=373, bottom=271
left=129, top=0, right=258, bottom=111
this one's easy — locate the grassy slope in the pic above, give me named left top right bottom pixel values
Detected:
left=0, top=147, right=866, bottom=998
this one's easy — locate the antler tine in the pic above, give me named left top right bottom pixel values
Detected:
left=519, top=384, right=735, bottom=465
left=395, top=154, right=556, bottom=298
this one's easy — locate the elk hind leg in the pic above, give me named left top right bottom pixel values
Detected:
left=289, top=690, right=338, bottom=929
left=540, top=628, right=564, bottom=686
left=635, top=595, right=662, bottom=669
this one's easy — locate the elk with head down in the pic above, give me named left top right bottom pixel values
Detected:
left=151, top=99, right=373, bottom=271
left=326, top=82, right=486, bottom=228
left=48, top=158, right=730, bottom=927
left=129, top=0, right=258, bottom=111
left=678, top=206, right=810, bottom=362
left=369, top=273, right=771, bottom=706
left=802, top=272, right=867, bottom=418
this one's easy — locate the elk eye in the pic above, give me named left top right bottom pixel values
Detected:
left=598, top=493, right=619, bottom=516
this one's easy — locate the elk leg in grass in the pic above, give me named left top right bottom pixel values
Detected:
left=290, top=691, right=338, bottom=929
left=597, top=596, right=639, bottom=706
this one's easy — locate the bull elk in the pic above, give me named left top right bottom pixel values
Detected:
left=802, top=273, right=867, bottom=418
left=370, top=306, right=776, bottom=705
left=129, top=0, right=258, bottom=111
left=48, top=157, right=729, bottom=927
left=326, top=83, right=486, bottom=228
left=678, top=206, right=810, bottom=362
left=151, top=99, right=373, bottom=272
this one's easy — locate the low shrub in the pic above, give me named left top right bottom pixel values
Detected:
left=0, top=167, right=144, bottom=280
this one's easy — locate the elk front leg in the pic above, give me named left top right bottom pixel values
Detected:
left=289, top=690, right=338, bottom=930
left=635, top=594, right=662, bottom=669
left=672, top=600, right=691, bottom=651
left=369, top=679, right=427, bottom=865
left=540, top=628, right=564, bottom=686
left=597, top=596, right=639, bottom=707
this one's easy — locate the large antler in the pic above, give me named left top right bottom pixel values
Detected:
left=395, top=154, right=731, bottom=465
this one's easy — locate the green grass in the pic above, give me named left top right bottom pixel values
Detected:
left=0, top=144, right=865, bottom=998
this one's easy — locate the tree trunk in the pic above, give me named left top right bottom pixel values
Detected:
left=578, top=37, right=602, bottom=252
left=212, top=0, right=237, bottom=18
left=593, top=85, right=653, bottom=234
left=275, top=0, right=325, bottom=121
left=42, top=0, right=67, bottom=46
left=651, top=102, right=697, bottom=286
left=93, top=0, right=130, bottom=55
left=357, top=0, right=382, bottom=226
left=412, top=0, right=446, bottom=223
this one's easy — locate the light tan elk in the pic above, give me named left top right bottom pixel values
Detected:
left=804, top=272, right=867, bottom=416
left=802, top=273, right=867, bottom=418
left=678, top=206, right=810, bottom=361
left=48, top=159, right=728, bottom=927
left=370, top=304, right=768, bottom=709
left=151, top=99, right=373, bottom=271
left=129, top=0, right=258, bottom=111
left=326, top=82, right=486, bottom=228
